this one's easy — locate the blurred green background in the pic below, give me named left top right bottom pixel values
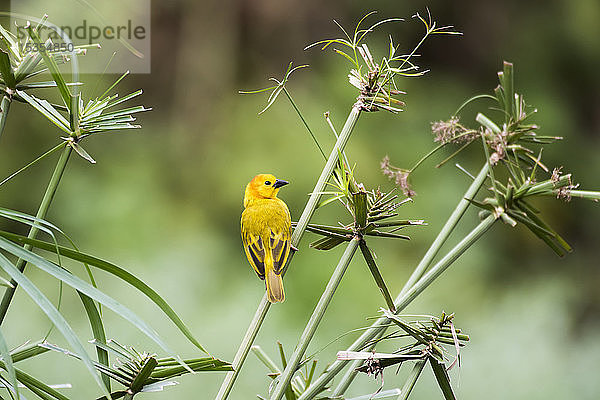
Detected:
left=1, top=0, right=599, bottom=399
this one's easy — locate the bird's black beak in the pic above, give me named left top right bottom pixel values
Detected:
left=273, top=179, right=289, bottom=189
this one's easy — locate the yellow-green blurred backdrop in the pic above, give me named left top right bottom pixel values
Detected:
left=0, top=0, right=599, bottom=399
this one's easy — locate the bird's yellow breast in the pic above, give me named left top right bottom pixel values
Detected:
left=241, top=198, right=291, bottom=236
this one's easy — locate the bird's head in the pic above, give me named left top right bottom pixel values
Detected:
left=244, top=173, right=289, bottom=205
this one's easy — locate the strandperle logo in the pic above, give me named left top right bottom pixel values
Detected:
left=9, top=0, right=151, bottom=73
left=15, top=19, right=147, bottom=45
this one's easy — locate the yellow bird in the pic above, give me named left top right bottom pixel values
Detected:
left=241, top=173, right=292, bottom=303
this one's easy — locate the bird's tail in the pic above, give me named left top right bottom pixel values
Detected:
left=265, top=269, right=285, bottom=303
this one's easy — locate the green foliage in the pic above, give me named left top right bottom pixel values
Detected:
left=1, top=6, right=598, bottom=400
left=306, top=10, right=460, bottom=113
left=432, top=62, right=597, bottom=257
left=37, top=341, right=231, bottom=400
left=0, top=15, right=228, bottom=400
left=219, top=10, right=599, bottom=400
left=335, top=311, right=468, bottom=400
left=301, top=168, right=425, bottom=311
left=251, top=344, right=328, bottom=400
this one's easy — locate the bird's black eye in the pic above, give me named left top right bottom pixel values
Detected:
left=264, top=180, right=272, bottom=186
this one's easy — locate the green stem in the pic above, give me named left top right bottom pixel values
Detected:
left=302, top=216, right=496, bottom=400
left=301, top=165, right=492, bottom=400
left=214, top=295, right=271, bottom=398
left=252, top=345, right=306, bottom=398
left=0, top=146, right=72, bottom=325
left=359, top=239, right=396, bottom=312
left=215, top=105, right=362, bottom=400
left=0, top=95, right=11, bottom=139
left=129, top=357, right=158, bottom=394
left=478, top=131, right=501, bottom=206
left=330, top=357, right=357, bottom=398
left=398, top=360, right=427, bottom=400
left=550, top=189, right=600, bottom=201
left=0, top=142, right=65, bottom=187
left=408, top=131, right=476, bottom=174
left=283, top=88, right=326, bottom=161
left=270, top=237, right=360, bottom=400
left=251, top=345, right=281, bottom=374
left=288, top=105, right=361, bottom=254
left=410, top=161, right=487, bottom=285
left=0, top=360, right=70, bottom=400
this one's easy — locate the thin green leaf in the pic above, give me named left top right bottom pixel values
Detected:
left=0, top=205, right=99, bottom=294
left=0, top=276, right=13, bottom=288
left=463, top=197, right=496, bottom=213
left=40, top=342, right=138, bottom=386
left=353, top=11, right=378, bottom=44
left=304, top=38, right=353, bottom=52
left=14, top=51, right=44, bottom=82
left=506, top=210, right=554, bottom=237
left=353, top=191, right=368, bottom=230
left=68, top=141, right=96, bottom=163
left=71, top=92, right=80, bottom=134
left=82, top=105, right=149, bottom=123
left=8, top=366, right=70, bottom=400
left=83, top=97, right=110, bottom=117
left=16, top=81, right=81, bottom=89
left=346, top=351, right=423, bottom=373
left=102, top=89, right=143, bottom=110
left=99, top=71, right=130, bottom=100
left=502, top=61, right=514, bottom=122
left=518, top=202, right=572, bottom=253
left=238, top=85, right=278, bottom=95
left=359, top=240, right=395, bottom=312
left=0, top=237, right=174, bottom=359
left=0, top=252, right=110, bottom=399
left=454, top=94, right=497, bottom=116
left=358, top=17, right=403, bottom=44
left=275, top=342, right=295, bottom=400
left=0, top=49, right=15, bottom=89
left=305, top=360, right=317, bottom=388
left=0, top=327, right=19, bottom=399
left=429, top=357, right=456, bottom=400
left=277, top=342, right=288, bottom=369
left=149, top=357, right=233, bottom=379
left=316, top=194, right=345, bottom=209
left=78, top=293, right=110, bottom=391
left=346, top=388, right=402, bottom=400
left=0, top=24, right=19, bottom=58
left=398, top=360, right=426, bottom=400
left=309, top=236, right=347, bottom=250
left=0, top=207, right=62, bottom=253
left=10, top=341, right=50, bottom=363
left=333, top=48, right=357, bottom=65
left=91, top=339, right=136, bottom=361
left=15, top=65, right=45, bottom=84
left=0, top=231, right=207, bottom=353
left=96, top=391, right=127, bottom=400
left=301, top=224, right=351, bottom=240
left=381, top=310, right=429, bottom=346
left=130, top=358, right=158, bottom=393
left=476, top=112, right=501, bottom=134
left=373, top=219, right=425, bottom=228
left=363, top=230, right=410, bottom=240
left=251, top=345, right=280, bottom=375
left=27, top=26, right=71, bottom=108
left=16, top=89, right=71, bottom=133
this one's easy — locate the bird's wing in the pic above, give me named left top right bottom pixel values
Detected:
left=269, top=228, right=291, bottom=275
left=242, top=232, right=266, bottom=279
